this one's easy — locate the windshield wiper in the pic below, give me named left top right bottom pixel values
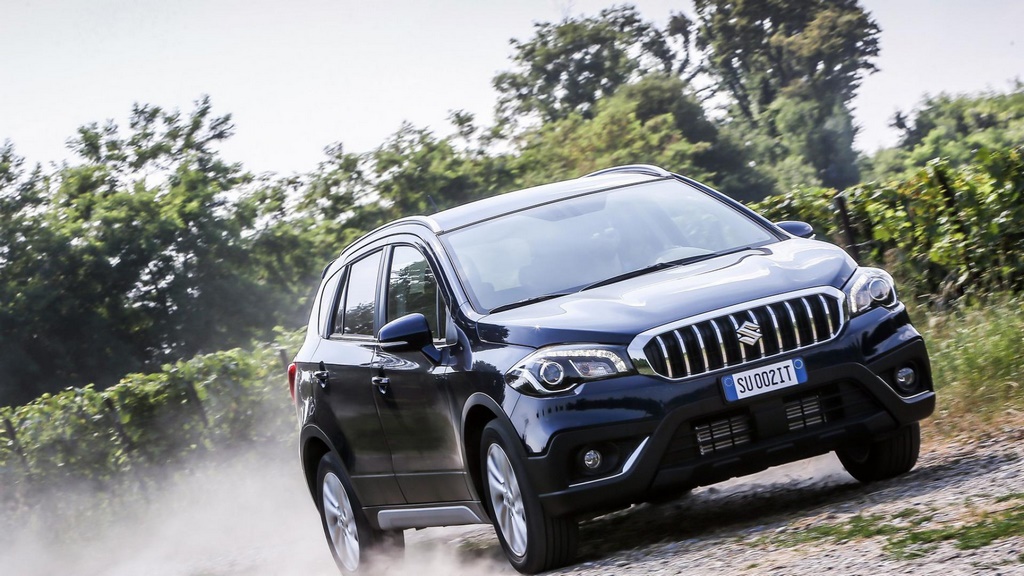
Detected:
left=582, top=246, right=762, bottom=291
left=488, top=292, right=572, bottom=314
left=580, top=262, right=675, bottom=291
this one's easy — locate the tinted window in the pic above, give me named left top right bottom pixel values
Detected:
left=387, top=246, right=441, bottom=337
left=340, top=251, right=382, bottom=336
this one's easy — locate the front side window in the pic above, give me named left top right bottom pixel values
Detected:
left=386, top=245, right=441, bottom=338
left=338, top=251, right=382, bottom=336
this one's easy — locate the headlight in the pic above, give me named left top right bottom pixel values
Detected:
left=505, top=345, right=634, bottom=395
left=845, top=267, right=898, bottom=316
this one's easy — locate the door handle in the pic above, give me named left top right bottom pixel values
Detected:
left=371, top=376, right=390, bottom=395
left=314, top=361, right=329, bottom=389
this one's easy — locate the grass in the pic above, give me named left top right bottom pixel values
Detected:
left=913, top=295, right=1024, bottom=433
left=761, top=495, right=1024, bottom=561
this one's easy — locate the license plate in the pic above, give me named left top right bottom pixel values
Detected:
left=722, top=358, right=808, bottom=402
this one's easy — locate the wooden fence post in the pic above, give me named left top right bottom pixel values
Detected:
left=182, top=381, right=209, bottom=428
left=833, top=194, right=862, bottom=262
left=3, top=417, right=31, bottom=475
left=102, top=397, right=138, bottom=453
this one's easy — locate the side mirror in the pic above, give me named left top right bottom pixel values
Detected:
left=776, top=220, right=815, bottom=239
left=378, top=313, right=442, bottom=364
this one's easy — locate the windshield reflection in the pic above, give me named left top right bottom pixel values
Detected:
left=442, top=180, right=776, bottom=313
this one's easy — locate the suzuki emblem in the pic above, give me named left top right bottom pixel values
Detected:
left=737, top=321, right=762, bottom=346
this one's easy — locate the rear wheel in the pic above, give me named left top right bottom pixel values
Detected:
left=481, top=422, right=578, bottom=574
left=316, top=452, right=404, bottom=573
left=836, top=422, right=921, bottom=483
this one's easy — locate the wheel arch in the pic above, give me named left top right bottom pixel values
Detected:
left=300, top=424, right=338, bottom=501
left=461, top=393, right=517, bottom=505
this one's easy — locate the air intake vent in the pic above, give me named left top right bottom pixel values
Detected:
left=785, top=393, right=827, bottom=431
left=694, top=414, right=752, bottom=456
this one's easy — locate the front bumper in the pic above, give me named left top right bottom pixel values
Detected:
left=509, top=305, right=934, bottom=518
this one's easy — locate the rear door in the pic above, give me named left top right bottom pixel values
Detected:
left=314, top=249, right=403, bottom=506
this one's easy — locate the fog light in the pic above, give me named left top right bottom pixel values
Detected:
left=583, top=449, right=603, bottom=470
left=894, top=366, right=917, bottom=393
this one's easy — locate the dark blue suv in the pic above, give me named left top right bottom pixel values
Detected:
left=288, top=165, right=934, bottom=573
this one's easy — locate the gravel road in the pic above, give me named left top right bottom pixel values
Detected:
left=3, top=424, right=1022, bottom=576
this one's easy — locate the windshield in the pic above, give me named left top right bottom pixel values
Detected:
left=441, top=179, right=777, bottom=312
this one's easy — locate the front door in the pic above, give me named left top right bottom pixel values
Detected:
left=373, top=244, right=470, bottom=503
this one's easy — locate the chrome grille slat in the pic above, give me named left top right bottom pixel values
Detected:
left=673, top=330, right=691, bottom=376
left=819, top=294, right=834, bottom=335
left=801, top=297, right=818, bottom=343
left=710, top=319, right=728, bottom=368
left=692, top=325, right=709, bottom=371
left=783, top=301, right=801, bottom=347
left=655, top=335, right=673, bottom=379
left=638, top=289, right=846, bottom=381
left=764, top=306, right=783, bottom=352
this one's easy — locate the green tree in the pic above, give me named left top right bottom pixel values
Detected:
left=694, top=0, right=880, bottom=189
left=513, top=74, right=772, bottom=201
left=493, top=5, right=692, bottom=126
left=0, top=99, right=297, bottom=408
left=264, top=119, right=517, bottom=276
left=866, top=84, right=1024, bottom=181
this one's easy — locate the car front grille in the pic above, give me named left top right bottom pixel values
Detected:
left=636, top=289, right=845, bottom=380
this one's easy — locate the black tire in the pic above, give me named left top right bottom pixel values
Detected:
left=316, top=452, right=404, bottom=573
left=480, top=421, right=578, bottom=574
left=836, top=422, right=921, bottom=483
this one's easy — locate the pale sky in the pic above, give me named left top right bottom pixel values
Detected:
left=2, top=0, right=1022, bottom=176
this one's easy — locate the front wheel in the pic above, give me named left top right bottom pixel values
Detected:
left=481, top=422, right=577, bottom=574
left=836, top=422, right=921, bottom=483
left=316, top=452, right=404, bottom=573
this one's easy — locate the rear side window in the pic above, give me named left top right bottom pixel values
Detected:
left=387, top=246, right=441, bottom=338
left=338, top=251, right=382, bottom=336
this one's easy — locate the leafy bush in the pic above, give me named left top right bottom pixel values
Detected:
left=750, top=147, right=1024, bottom=301
left=0, top=333, right=299, bottom=507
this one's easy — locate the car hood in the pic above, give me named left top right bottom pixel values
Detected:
left=476, top=238, right=857, bottom=347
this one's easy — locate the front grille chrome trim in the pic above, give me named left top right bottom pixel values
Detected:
left=630, top=287, right=847, bottom=381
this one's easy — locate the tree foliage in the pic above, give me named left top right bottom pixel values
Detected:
left=0, top=100, right=305, bottom=408
left=752, top=147, right=1024, bottom=300
left=493, top=5, right=693, bottom=126
left=866, top=83, right=1024, bottom=180
left=694, top=0, right=879, bottom=188
left=512, top=74, right=772, bottom=200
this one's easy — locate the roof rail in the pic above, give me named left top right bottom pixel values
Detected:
left=582, top=164, right=672, bottom=179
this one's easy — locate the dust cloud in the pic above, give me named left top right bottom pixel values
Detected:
left=0, top=441, right=512, bottom=576
left=0, top=427, right=851, bottom=576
